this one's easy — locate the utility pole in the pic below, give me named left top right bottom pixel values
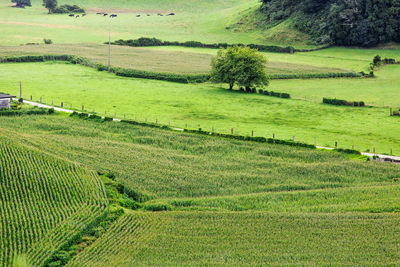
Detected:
left=108, top=31, right=111, bottom=72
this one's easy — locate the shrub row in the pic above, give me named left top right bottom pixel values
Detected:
left=110, top=37, right=296, bottom=53
left=238, top=88, right=291, bottom=99
left=270, top=72, right=362, bottom=79
left=0, top=108, right=54, bottom=116
left=53, top=4, right=85, bottom=14
left=0, top=55, right=208, bottom=84
left=97, top=65, right=210, bottom=83
left=70, top=111, right=114, bottom=122
left=323, top=98, right=365, bottom=107
left=334, top=148, right=362, bottom=155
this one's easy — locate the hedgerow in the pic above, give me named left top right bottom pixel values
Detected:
left=323, top=98, right=365, bottom=107
left=110, top=37, right=297, bottom=53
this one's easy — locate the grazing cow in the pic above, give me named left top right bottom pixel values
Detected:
left=147, top=14, right=150, bottom=16
left=136, top=15, right=141, bottom=17
left=157, top=13, right=163, bottom=16
left=96, top=12, right=103, bottom=15
left=69, top=14, right=74, bottom=17
left=167, top=13, right=175, bottom=16
left=110, top=14, right=117, bottom=18
left=76, top=15, right=80, bottom=18
left=82, top=14, right=86, bottom=17
left=103, top=13, right=108, bottom=16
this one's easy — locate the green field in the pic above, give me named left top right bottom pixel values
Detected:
left=0, top=0, right=311, bottom=47
left=1, top=0, right=400, bottom=265
left=1, top=62, right=400, bottom=154
left=0, top=137, right=107, bottom=266
left=1, top=113, right=400, bottom=265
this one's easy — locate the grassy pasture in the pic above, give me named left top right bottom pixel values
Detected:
left=1, top=62, right=400, bottom=154
left=67, top=211, right=400, bottom=266
left=0, top=0, right=310, bottom=47
left=0, top=44, right=349, bottom=75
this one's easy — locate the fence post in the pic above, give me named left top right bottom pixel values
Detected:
left=212, top=126, right=214, bottom=132
left=231, top=128, right=234, bottom=135
left=273, top=133, right=275, bottom=139
left=314, top=138, right=316, bottom=146
left=82, top=105, right=84, bottom=111
left=390, top=148, right=393, bottom=155
left=292, top=136, right=295, bottom=142
left=30, top=95, right=32, bottom=101
left=390, top=108, right=393, bottom=116
left=335, top=141, right=338, bottom=148
left=373, top=147, right=375, bottom=154
left=352, top=145, right=354, bottom=150
left=61, top=102, right=63, bottom=108
left=40, top=97, right=42, bottom=103
left=251, top=130, right=254, bottom=137
left=185, top=123, right=187, bottom=128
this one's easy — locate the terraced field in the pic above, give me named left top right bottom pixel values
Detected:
left=0, top=138, right=108, bottom=267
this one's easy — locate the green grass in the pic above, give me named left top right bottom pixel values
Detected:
left=0, top=137, right=107, bottom=266
left=1, top=62, right=400, bottom=154
left=0, top=0, right=305, bottom=47
left=68, top=212, right=400, bottom=266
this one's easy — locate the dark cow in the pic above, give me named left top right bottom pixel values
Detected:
left=103, top=13, right=108, bottom=16
left=147, top=14, right=150, bottom=16
left=76, top=15, right=80, bottom=18
left=157, top=13, right=163, bottom=16
left=136, top=15, right=141, bottom=17
left=167, top=13, right=175, bottom=16
left=69, top=14, right=74, bottom=17
left=82, top=14, right=86, bottom=17
left=96, top=12, right=103, bottom=15
left=110, top=14, right=117, bottom=18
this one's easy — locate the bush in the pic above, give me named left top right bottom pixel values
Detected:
left=53, top=4, right=85, bottom=14
left=43, top=38, right=53, bottom=44
left=323, top=98, right=365, bottom=107
left=0, top=108, right=53, bottom=116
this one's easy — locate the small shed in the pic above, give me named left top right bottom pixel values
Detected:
left=0, top=94, right=16, bottom=109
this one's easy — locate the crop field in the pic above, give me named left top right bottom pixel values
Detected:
left=0, top=44, right=351, bottom=75
left=38, top=212, right=400, bottom=266
left=1, top=62, right=400, bottom=154
left=1, top=0, right=400, bottom=265
left=1, top=113, right=400, bottom=265
left=0, top=137, right=107, bottom=267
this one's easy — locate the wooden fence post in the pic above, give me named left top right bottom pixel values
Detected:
left=251, top=130, right=254, bottom=137
left=273, top=133, right=275, bottom=139
left=30, top=95, right=32, bottom=101
left=231, top=128, right=234, bottom=135
left=292, top=136, right=295, bottom=142
left=390, top=108, right=393, bottom=116
left=61, top=102, right=63, bottom=108
left=82, top=105, right=84, bottom=111
left=335, top=141, right=338, bottom=148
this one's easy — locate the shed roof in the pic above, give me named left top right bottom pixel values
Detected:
left=0, top=94, right=16, bottom=99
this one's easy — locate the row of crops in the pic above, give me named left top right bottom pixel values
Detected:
left=67, top=213, right=160, bottom=266
left=0, top=139, right=108, bottom=267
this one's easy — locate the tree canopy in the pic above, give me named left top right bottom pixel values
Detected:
left=42, top=0, right=57, bottom=13
left=11, top=0, right=31, bottom=8
left=211, top=46, right=269, bottom=90
left=260, top=0, right=400, bottom=47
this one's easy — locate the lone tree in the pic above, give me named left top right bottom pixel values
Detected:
left=11, top=0, right=31, bottom=8
left=211, top=46, right=269, bottom=91
left=43, top=0, right=57, bottom=13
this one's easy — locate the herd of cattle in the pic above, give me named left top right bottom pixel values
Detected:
left=69, top=12, right=175, bottom=18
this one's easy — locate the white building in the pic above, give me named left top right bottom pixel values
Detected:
left=0, top=94, right=15, bottom=109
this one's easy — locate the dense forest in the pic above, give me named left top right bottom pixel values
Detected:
left=260, top=0, right=400, bottom=47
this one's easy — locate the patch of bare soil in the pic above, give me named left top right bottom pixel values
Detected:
left=0, top=20, right=79, bottom=29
